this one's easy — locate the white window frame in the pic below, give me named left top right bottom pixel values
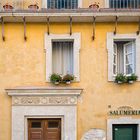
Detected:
left=107, top=117, right=140, bottom=140
left=42, top=0, right=83, bottom=8
left=45, top=33, right=81, bottom=82
left=105, top=0, right=109, bottom=8
left=107, top=32, right=140, bottom=81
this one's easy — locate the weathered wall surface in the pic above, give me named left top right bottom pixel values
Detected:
left=0, top=22, right=140, bottom=140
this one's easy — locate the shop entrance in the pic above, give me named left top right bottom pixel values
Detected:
left=113, top=124, right=137, bottom=140
left=28, top=118, right=61, bottom=140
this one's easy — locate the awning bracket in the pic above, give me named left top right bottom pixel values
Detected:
left=47, top=17, right=50, bottom=35
left=136, top=17, right=140, bottom=35
left=70, top=16, right=72, bottom=35
left=92, top=16, right=96, bottom=40
left=114, top=16, right=118, bottom=35
left=23, top=16, right=27, bottom=41
left=1, top=17, right=5, bottom=41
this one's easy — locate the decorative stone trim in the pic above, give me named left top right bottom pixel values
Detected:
left=7, top=87, right=83, bottom=140
left=7, top=87, right=82, bottom=106
left=12, top=96, right=78, bottom=105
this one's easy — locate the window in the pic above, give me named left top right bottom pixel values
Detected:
left=47, top=0, right=78, bottom=9
left=107, top=33, right=140, bottom=81
left=52, top=41, right=73, bottom=75
left=108, top=0, right=140, bottom=9
left=113, top=40, right=135, bottom=76
left=45, top=33, right=81, bottom=82
left=113, top=124, right=137, bottom=140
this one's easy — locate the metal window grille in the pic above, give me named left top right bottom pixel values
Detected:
left=47, top=0, right=78, bottom=9
left=109, top=0, right=140, bottom=9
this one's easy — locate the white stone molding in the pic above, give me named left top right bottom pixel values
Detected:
left=107, top=32, right=140, bottom=81
left=42, top=0, right=83, bottom=8
left=7, top=87, right=83, bottom=140
left=105, top=0, right=109, bottom=8
left=45, top=33, right=81, bottom=82
left=107, top=117, right=140, bottom=140
left=81, top=129, right=106, bottom=140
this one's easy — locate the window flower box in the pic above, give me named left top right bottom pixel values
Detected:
left=62, top=74, right=74, bottom=84
left=50, top=73, right=62, bottom=85
left=114, top=73, right=138, bottom=84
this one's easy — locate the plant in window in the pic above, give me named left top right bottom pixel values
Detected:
left=28, top=2, right=39, bottom=10
left=3, top=3, right=14, bottom=10
left=50, top=73, right=62, bottom=85
left=89, top=2, right=100, bottom=9
left=115, top=74, right=127, bottom=84
left=62, top=74, right=74, bottom=84
left=126, top=74, right=138, bottom=84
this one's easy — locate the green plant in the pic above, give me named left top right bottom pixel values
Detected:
left=50, top=73, right=62, bottom=83
left=62, top=74, right=74, bottom=82
left=115, top=73, right=127, bottom=83
left=127, top=74, right=138, bottom=82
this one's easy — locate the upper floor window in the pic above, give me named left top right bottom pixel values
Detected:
left=109, top=0, right=140, bottom=9
left=107, top=33, right=140, bottom=81
left=45, top=33, right=81, bottom=82
left=113, top=40, right=135, bottom=76
left=47, top=0, right=78, bottom=9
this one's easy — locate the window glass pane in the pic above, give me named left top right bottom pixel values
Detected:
left=126, top=64, right=133, bottom=75
left=113, top=55, right=117, bottom=64
left=113, top=65, right=117, bottom=75
left=126, top=54, right=132, bottom=64
left=125, top=45, right=132, bottom=54
left=31, top=122, right=41, bottom=128
left=52, top=41, right=73, bottom=75
left=48, top=121, right=59, bottom=128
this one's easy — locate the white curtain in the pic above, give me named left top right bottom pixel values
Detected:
left=52, top=41, right=73, bottom=75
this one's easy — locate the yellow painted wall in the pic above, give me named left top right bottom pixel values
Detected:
left=0, top=22, right=140, bottom=140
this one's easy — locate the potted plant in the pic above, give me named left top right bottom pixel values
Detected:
left=115, top=73, right=126, bottom=84
left=28, top=2, right=39, bottom=10
left=50, top=73, right=62, bottom=85
left=62, top=74, right=74, bottom=84
left=127, top=74, right=138, bottom=84
left=89, top=2, right=100, bottom=9
left=3, top=3, right=14, bottom=10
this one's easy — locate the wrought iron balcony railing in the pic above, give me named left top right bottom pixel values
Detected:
left=109, top=0, right=140, bottom=9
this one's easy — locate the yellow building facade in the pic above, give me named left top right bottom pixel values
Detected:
left=1, top=0, right=140, bottom=140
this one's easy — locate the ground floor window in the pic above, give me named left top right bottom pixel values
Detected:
left=113, top=124, right=137, bottom=140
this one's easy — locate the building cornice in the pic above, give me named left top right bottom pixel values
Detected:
left=1, top=9, right=140, bottom=23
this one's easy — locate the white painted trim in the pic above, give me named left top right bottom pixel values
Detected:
left=107, top=32, right=140, bottom=81
left=105, top=0, right=109, bottom=8
left=42, top=0, right=83, bottom=8
left=45, top=33, right=81, bottom=82
left=12, top=106, right=77, bottom=140
left=107, top=117, right=140, bottom=140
